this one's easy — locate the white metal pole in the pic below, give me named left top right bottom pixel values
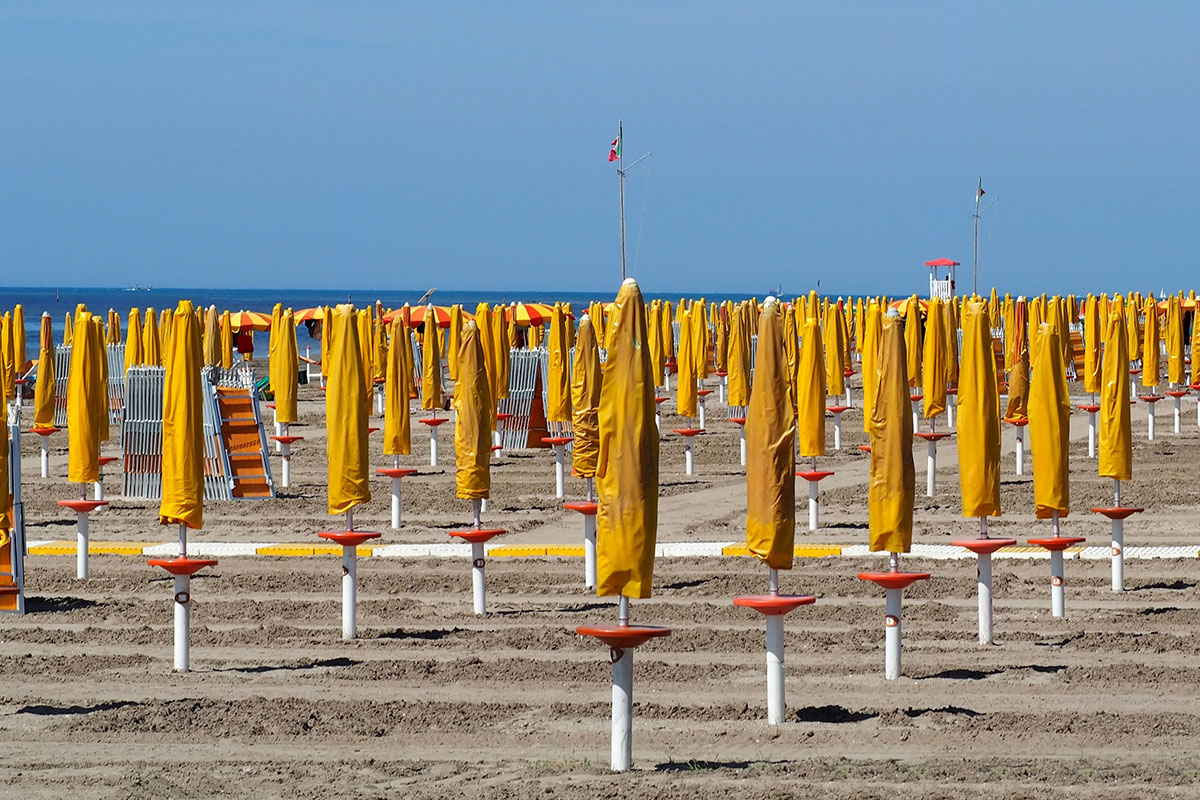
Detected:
left=948, top=395, right=956, bottom=428
left=766, top=614, right=785, bottom=724
left=833, top=413, right=842, bottom=450
left=1147, top=402, right=1156, bottom=441
left=1174, top=396, right=1182, bottom=434
left=911, top=402, right=919, bottom=433
left=274, top=414, right=282, bottom=452
left=808, top=480, right=819, bottom=531
left=698, top=398, right=706, bottom=429
left=1015, top=431, right=1024, bottom=475
left=471, top=541, right=486, bottom=614
left=978, top=552, right=994, bottom=645
left=1087, top=410, right=1097, bottom=457
left=584, top=515, right=597, bottom=589
left=611, top=645, right=633, bottom=772
left=342, top=545, right=357, bottom=639
left=926, top=439, right=936, bottom=497
left=94, top=478, right=104, bottom=501
left=884, top=587, right=902, bottom=680
left=76, top=512, right=88, bottom=579
left=1112, top=479, right=1123, bottom=592
left=845, top=385, right=851, bottom=408
left=553, top=446, right=565, bottom=499
left=39, top=437, right=48, bottom=478
left=684, top=438, right=694, bottom=476
left=429, top=426, right=439, bottom=466
left=1050, top=550, right=1065, bottom=618
left=739, top=427, right=746, bottom=466
left=280, top=442, right=291, bottom=488
left=390, top=478, right=402, bottom=529
left=174, top=574, right=190, bottom=672
left=718, top=376, right=726, bottom=404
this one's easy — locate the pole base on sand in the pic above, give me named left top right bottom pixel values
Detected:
left=318, top=531, right=381, bottom=640
left=672, top=428, right=705, bottom=476
left=541, top=437, right=574, bottom=499
left=565, top=501, right=599, bottom=589
left=952, top=538, right=1017, bottom=645
left=1091, top=507, right=1144, bottom=593
left=796, top=470, right=834, bottom=531
left=858, top=571, right=931, bottom=679
left=376, top=467, right=418, bottom=528
left=148, top=557, right=219, bottom=672
left=1028, top=537, right=1087, bottom=618
left=449, top=527, right=507, bottom=615
left=577, top=624, right=672, bottom=772
left=419, top=417, right=448, bottom=466
left=734, top=594, right=816, bottom=724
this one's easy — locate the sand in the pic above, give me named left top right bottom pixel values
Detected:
left=3, top=380, right=1200, bottom=799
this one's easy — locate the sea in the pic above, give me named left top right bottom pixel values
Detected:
left=0, top=285, right=767, bottom=356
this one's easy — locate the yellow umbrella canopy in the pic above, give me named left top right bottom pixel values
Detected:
left=989, top=287, right=1000, bottom=328
left=648, top=301, right=664, bottom=389
left=373, top=313, right=387, bottom=384
left=714, top=303, right=729, bottom=374
left=869, top=311, right=915, bottom=553
left=492, top=306, right=510, bottom=401
left=33, top=313, right=55, bottom=429
left=1005, top=298, right=1030, bottom=421
left=124, top=308, right=144, bottom=371
left=1099, top=296, right=1132, bottom=481
left=903, top=294, right=922, bottom=388
left=1083, top=295, right=1101, bottom=396
left=447, top=304, right=464, bottom=382
left=383, top=316, right=412, bottom=457
left=1125, top=297, right=1141, bottom=368
left=782, top=304, right=799, bottom=410
left=660, top=301, right=675, bottom=378
left=454, top=320, right=492, bottom=500
left=957, top=300, right=1001, bottom=518
left=675, top=304, right=698, bottom=418
left=1029, top=322, right=1070, bottom=519
left=219, top=310, right=233, bottom=369
left=0, top=315, right=14, bottom=401
left=159, top=301, right=204, bottom=530
left=12, top=305, right=26, bottom=374
left=824, top=302, right=845, bottom=398
left=356, top=309, right=374, bottom=394
left=473, top=302, right=496, bottom=409
left=274, top=310, right=299, bottom=425
left=690, top=300, right=708, bottom=381
left=1192, top=301, right=1200, bottom=386
left=420, top=305, right=443, bottom=410
left=1166, top=295, right=1185, bottom=386
left=91, top=317, right=110, bottom=444
left=726, top=302, right=750, bottom=407
left=596, top=279, right=659, bottom=599
left=571, top=314, right=602, bottom=479
left=158, top=308, right=173, bottom=357
left=105, top=308, right=120, bottom=345
left=861, top=299, right=882, bottom=432
left=267, top=303, right=283, bottom=386
left=1141, top=296, right=1160, bottom=387
left=202, top=306, right=219, bottom=367
left=921, top=296, right=948, bottom=419
left=142, top=308, right=162, bottom=367
left=325, top=305, right=371, bottom=516
left=546, top=303, right=572, bottom=424
left=745, top=299, right=796, bottom=569
left=795, top=310, right=826, bottom=457
left=67, top=312, right=103, bottom=484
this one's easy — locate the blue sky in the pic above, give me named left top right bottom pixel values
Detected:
left=1, top=2, right=1196, bottom=296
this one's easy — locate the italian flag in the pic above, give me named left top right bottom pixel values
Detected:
left=608, top=134, right=621, bottom=162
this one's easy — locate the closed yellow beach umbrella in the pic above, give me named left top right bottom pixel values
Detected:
left=745, top=299, right=795, bottom=569
left=91, top=317, right=110, bottom=444
left=159, top=308, right=172, bottom=357
left=454, top=320, right=492, bottom=500
left=1099, top=297, right=1132, bottom=482
left=957, top=300, right=1001, bottom=517
left=1029, top=323, right=1070, bottom=519
left=274, top=310, right=298, bottom=425
left=903, top=295, right=922, bottom=388
left=325, top=305, right=371, bottom=516
left=33, top=313, right=55, bottom=428
left=861, top=299, right=882, bottom=432
left=267, top=304, right=283, bottom=385
left=714, top=304, right=729, bottom=374
left=447, top=305, right=464, bottom=381
left=220, top=310, right=233, bottom=369
left=143, top=309, right=161, bottom=367
left=383, top=316, right=412, bottom=457
left=64, top=312, right=73, bottom=345
left=648, top=301, right=664, bottom=389
left=660, top=301, right=675, bottom=381
left=675, top=305, right=697, bottom=418
left=869, top=311, right=914, bottom=553
left=1083, top=295, right=1101, bottom=396
left=67, top=312, right=102, bottom=485
left=989, top=288, right=1000, bottom=328
left=824, top=302, right=845, bottom=398
left=596, top=278, right=658, bottom=599
left=922, top=297, right=948, bottom=419
left=1192, top=301, right=1200, bottom=385
left=105, top=308, right=120, bottom=345
left=356, top=309, right=374, bottom=394
left=13, top=305, right=26, bottom=374
left=546, top=303, right=572, bottom=424
left=421, top=307, right=443, bottom=410
left=1005, top=299, right=1030, bottom=421
left=125, top=308, right=143, bottom=371
left=782, top=304, right=799, bottom=409
left=1125, top=299, right=1141, bottom=367
left=492, top=306, right=510, bottom=401
left=474, top=303, right=496, bottom=407
left=1141, top=297, right=1160, bottom=387
left=1166, top=295, right=1185, bottom=386
left=202, top=306, right=219, bottom=367
left=0, top=315, right=14, bottom=401
left=727, top=303, right=750, bottom=407
left=159, top=301, right=204, bottom=530
left=691, top=300, right=708, bottom=381
left=795, top=311, right=826, bottom=457
left=571, top=314, right=602, bottom=480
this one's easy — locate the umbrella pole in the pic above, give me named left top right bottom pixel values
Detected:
left=926, top=418, right=937, bottom=498
left=766, top=568, right=785, bottom=724
left=472, top=499, right=486, bottom=614
left=1015, top=427, right=1025, bottom=476
left=612, top=595, right=633, bottom=770
left=885, top=552, right=902, bottom=680
left=1050, top=511, right=1065, bottom=618
left=584, top=478, right=597, bottom=589
left=978, top=517, right=994, bottom=646
left=175, top=524, right=190, bottom=672
left=1112, top=479, right=1124, bottom=592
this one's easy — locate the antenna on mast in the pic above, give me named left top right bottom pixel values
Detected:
left=972, top=178, right=998, bottom=295
left=613, top=120, right=652, bottom=281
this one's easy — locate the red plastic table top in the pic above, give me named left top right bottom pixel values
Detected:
left=946, top=388, right=958, bottom=395
left=57, top=499, right=108, bottom=514
left=496, top=413, right=514, bottom=421
left=1077, top=404, right=1100, bottom=413
left=564, top=501, right=598, bottom=515
left=858, top=571, right=931, bottom=590
left=368, top=426, right=380, bottom=433
left=733, top=594, right=817, bottom=615
left=1138, top=395, right=1164, bottom=403
left=377, top=467, right=418, bottom=479
left=1165, top=390, right=1190, bottom=398
left=31, top=426, right=59, bottom=436
left=914, top=431, right=953, bottom=442
left=826, top=405, right=850, bottom=414
left=576, top=624, right=672, bottom=649
left=270, top=435, right=304, bottom=444
left=490, top=445, right=503, bottom=452
left=796, top=470, right=835, bottom=482
left=951, top=537, right=1018, bottom=555
left=673, top=428, right=704, bottom=437
left=716, top=371, right=728, bottom=377
left=541, top=436, right=574, bottom=446
left=844, top=368, right=857, bottom=377
left=318, top=530, right=381, bottom=547
left=697, top=389, right=714, bottom=397
left=266, top=403, right=276, bottom=409
left=419, top=417, right=448, bottom=427
left=857, top=444, right=872, bottom=453
left=654, top=396, right=668, bottom=405
left=1028, top=536, right=1087, bottom=551
left=148, top=557, right=219, bottom=576
left=910, top=394, right=924, bottom=402
left=1003, top=417, right=1029, bottom=427
left=449, top=528, right=506, bottom=544
left=1130, top=368, right=1142, bottom=375
left=1090, top=506, right=1144, bottom=520
left=728, top=417, right=747, bottom=425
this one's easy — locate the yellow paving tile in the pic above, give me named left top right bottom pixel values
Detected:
left=544, top=546, right=585, bottom=557
left=489, top=546, right=548, bottom=558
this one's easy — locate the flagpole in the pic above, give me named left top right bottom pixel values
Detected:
left=973, top=177, right=981, bottom=296
left=618, top=120, right=627, bottom=281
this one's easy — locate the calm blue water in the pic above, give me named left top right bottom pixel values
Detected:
left=0, top=285, right=765, bottom=355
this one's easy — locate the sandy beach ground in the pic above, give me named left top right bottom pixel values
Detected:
left=3, top=376, right=1199, bottom=799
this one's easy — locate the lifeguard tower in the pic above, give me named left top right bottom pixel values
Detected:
left=925, top=258, right=959, bottom=301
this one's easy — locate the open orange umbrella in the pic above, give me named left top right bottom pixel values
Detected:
left=229, top=310, right=271, bottom=332
left=293, top=307, right=325, bottom=323
left=506, top=302, right=548, bottom=327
